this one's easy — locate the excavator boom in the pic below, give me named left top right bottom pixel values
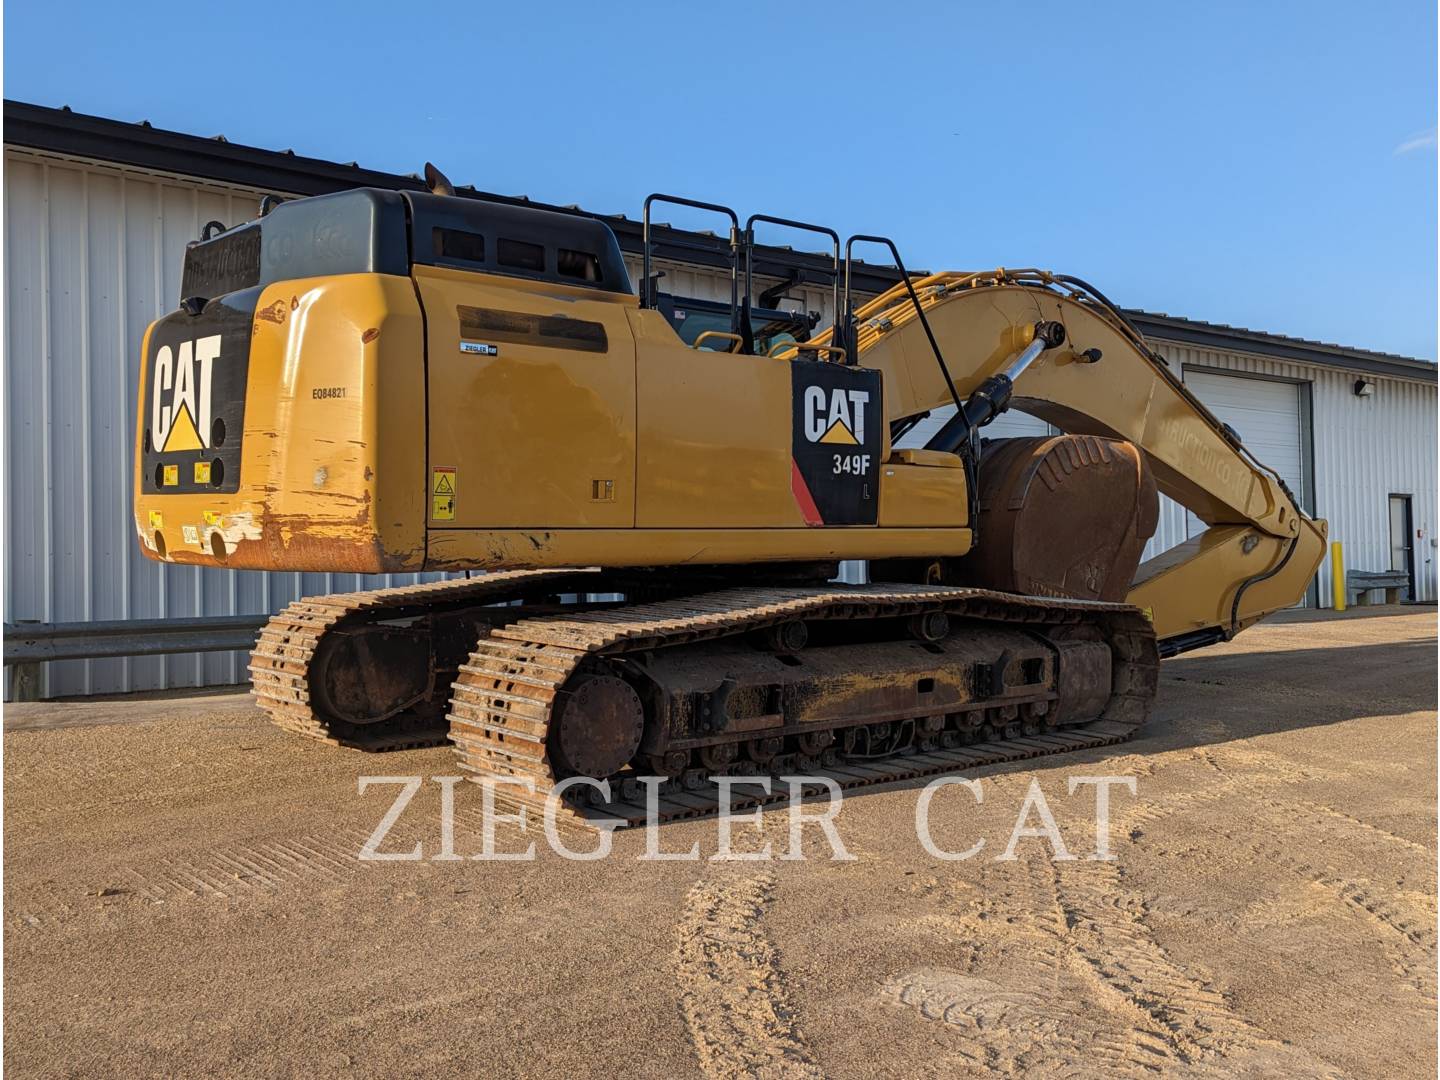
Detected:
left=817, top=270, right=1327, bottom=648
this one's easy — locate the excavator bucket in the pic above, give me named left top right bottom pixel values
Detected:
left=952, top=434, right=1159, bottom=603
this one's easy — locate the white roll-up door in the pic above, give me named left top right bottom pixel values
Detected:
left=1179, top=368, right=1310, bottom=605
left=1182, top=369, right=1305, bottom=536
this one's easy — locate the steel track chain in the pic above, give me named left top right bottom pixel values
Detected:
left=447, top=585, right=1158, bottom=831
left=248, top=568, right=603, bottom=750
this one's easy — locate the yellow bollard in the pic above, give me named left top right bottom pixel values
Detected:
left=1331, top=541, right=1345, bottom=611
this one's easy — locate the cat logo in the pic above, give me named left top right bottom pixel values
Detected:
left=152, top=335, right=220, bottom=453
left=801, top=385, right=869, bottom=446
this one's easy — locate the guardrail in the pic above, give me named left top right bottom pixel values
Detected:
left=3, top=615, right=269, bottom=700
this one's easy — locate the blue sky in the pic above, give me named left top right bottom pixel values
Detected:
left=6, top=1, right=1435, bottom=358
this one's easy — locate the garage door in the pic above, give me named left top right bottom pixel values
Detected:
left=1182, top=370, right=1305, bottom=540
left=1179, top=370, right=1311, bottom=608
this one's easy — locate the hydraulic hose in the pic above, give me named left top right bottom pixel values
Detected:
left=1229, top=534, right=1301, bottom=636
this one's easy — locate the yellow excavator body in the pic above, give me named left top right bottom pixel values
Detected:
left=132, top=183, right=1325, bottom=826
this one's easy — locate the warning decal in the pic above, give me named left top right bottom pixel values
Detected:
left=790, top=363, right=882, bottom=526
left=432, top=467, right=456, bottom=521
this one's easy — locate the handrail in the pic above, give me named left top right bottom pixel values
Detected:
left=742, top=214, right=841, bottom=355
left=692, top=330, right=744, bottom=353
left=4, top=614, right=269, bottom=664
left=842, top=234, right=966, bottom=422
left=642, top=194, right=742, bottom=340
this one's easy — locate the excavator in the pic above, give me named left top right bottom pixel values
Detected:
left=133, top=174, right=1326, bottom=828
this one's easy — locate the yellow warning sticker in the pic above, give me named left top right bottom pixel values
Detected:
left=1141, top=606, right=1154, bottom=622
left=432, top=466, right=456, bottom=520
left=203, top=510, right=223, bottom=527
left=193, top=461, right=212, bottom=485
left=148, top=510, right=164, bottom=530
left=162, top=464, right=179, bottom=487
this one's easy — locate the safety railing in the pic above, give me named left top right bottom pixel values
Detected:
left=742, top=214, right=840, bottom=355
left=3, top=615, right=270, bottom=700
left=641, top=194, right=742, bottom=333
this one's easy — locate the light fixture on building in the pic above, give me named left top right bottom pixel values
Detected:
left=1353, top=379, right=1374, bottom=397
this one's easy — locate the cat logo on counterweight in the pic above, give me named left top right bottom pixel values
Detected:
left=152, top=334, right=220, bottom=452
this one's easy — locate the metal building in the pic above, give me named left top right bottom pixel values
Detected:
left=5, top=101, right=1435, bottom=698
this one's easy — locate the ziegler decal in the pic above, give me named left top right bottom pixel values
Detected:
left=791, top=364, right=882, bottom=526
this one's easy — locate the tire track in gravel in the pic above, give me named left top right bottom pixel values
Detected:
left=1124, top=747, right=1435, bottom=869
left=1053, top=858, right=1344, bottom=1078
left=1122, top=755, right=1435, bottom=1002
left=884, top=856, right=1174, bottom=1076
left=675, top=865, right=825, bottom=1080
left=8, top=824, right=388, bottom=929
left=1235, top=830, right=1437, bottom=1001
left=116, top=827, right=374, bottom=902
left=1265, top=798, right=1433, bottom=860
left=886, top=851, right=1344, bottom=1076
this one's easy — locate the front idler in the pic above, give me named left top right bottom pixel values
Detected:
left=549, top=674, right=645, bottom=781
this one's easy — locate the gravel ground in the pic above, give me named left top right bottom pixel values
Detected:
left=4, top=605, right=1435, bottom=1079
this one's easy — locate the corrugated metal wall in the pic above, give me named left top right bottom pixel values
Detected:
left=3, top=149, right=448, bottom=697
left=5, top=148, right=1434, bottom=697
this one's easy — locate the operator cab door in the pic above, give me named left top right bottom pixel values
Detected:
left=416, top=266, right=636, bottom=530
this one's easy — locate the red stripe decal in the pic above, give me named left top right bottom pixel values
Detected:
left=790, top=460, right=824, bottom=527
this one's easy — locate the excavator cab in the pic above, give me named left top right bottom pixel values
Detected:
left=654, top=295, right=816, bottom=355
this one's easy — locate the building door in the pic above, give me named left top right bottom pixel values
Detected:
left=1389, top=494, right=1415, bottom=600
left=1178, top=369, right=1311, bottom=603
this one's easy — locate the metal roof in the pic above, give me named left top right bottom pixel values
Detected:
left=1, top=100, right=898, bottom=296
left=1126, top=311, right=1434, bottom=383
left=4, top=99, right=1434, bottom=383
